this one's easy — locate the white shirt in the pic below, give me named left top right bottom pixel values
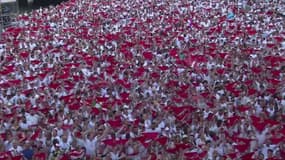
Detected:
left=110, top=152, right=121, bottom=160
left=81, top=68, right=92, bottom=77
left=256, top=128, right=268, bottom=146
left=266, top=107, right=275, bottom=117
left=206, top=147, right=216, bottom=160
left=25, top=113, right=39, bottom=126
left=19, top=121, right=29, bottom=130
left=84, top=137, right=98, bottom=156
left=241, top=96, right=251, bottom=105
left=9, top=146, right=23, bottom=156
left=144, top=119, right=152, bottom=130
left=59, top=140, right=71, bottom=151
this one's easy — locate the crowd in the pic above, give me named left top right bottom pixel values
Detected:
left=0, top=0, right=285, bottom=159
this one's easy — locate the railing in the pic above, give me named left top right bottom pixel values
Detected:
left=0, top=0, right=19, bottom=38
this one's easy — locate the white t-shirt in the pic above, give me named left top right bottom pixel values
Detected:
left=59, top=140, right=71, bottom=151
left=9, top=146, right=23, bottom=156
left=19, top=121, right=29, bottom=130
left=25, top=113, right=39, bottom=126
left=256, top=128, right=268, bottom=146
left=84, top=137, right=98, bottom=156
left=110, top=152, right=121, bottom=160
left=144, top=119, right=152, bottom=130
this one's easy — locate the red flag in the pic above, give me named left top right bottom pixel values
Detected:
left=143, top=51, right=153, bottom=60
left=156, top=136, right=168, bottom=145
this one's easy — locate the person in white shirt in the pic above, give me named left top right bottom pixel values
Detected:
left=10, top=93, right=26, bottom=105
left=83, top=131, right=98, bottom=158
left=9, top=141, right=23, bottom=157
left=19, top=117, right=29, bottom=130
left=25, top=110, right=39, bottom=127
left=59, top=134, right=72, bottom=152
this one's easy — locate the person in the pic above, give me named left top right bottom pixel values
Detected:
left=0, top=0, right=284, bottom=159
left=8, top=140, right=23, bottom=157
left=48, top=139, right=63, bottom=160
left=21, top=141, right=34, bottom=160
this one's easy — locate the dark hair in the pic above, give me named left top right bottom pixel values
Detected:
left=53, top=139, right=59, bottom=146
